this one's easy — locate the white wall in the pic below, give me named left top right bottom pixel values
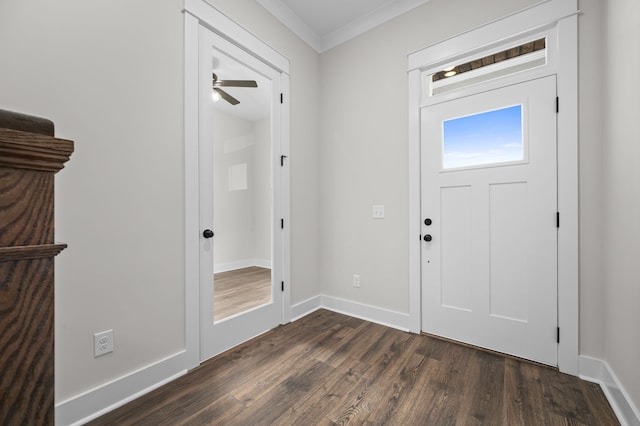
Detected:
left=0, top=0, right=321, bottom=407
left=577, top=0, right=605, bottom=360
left=318, top=0, right=541, bottom=313
left=0, top=0, right=186, bottom=401
left=602, top=0, right=640, bottom=410
left=253, top=117, right=272, bottom=264
left=212, top=109, right=259, bottom=268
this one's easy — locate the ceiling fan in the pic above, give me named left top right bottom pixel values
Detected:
left=212, top=73, right=258, bottom=105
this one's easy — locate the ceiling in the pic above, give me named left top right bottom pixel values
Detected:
left=211, top=47, right=271, bottom=122
left=256, top=0, right=430, bottom=53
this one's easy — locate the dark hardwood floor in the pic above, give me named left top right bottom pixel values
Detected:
left=89, top=309, right=618, bottom=425
left=213, top=267, right=271, bottom=321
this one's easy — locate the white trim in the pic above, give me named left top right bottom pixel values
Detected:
left=407, top=68, right=422, bottom=334
left=407, top=0, right=577, bottom=71
left=321, top=295, right=412, bottom=331
left=290, top=295, right=411, bottom=332
left=407, top=0, right=579, bottom=374
left=280, top=71, right=292, bottom=324
left=184, top=0, right=289, bottom=74
left=55, top=352, right=187, bottom=426
left=257, top=0, right=429, bottom=53
left=579, top=356, right=640, bottom=426
left=183, top=11, right=201, bottom=372
left=254, top=258, right=272, bottom=269
left=290, top=295, right=322, bottom=321
left=255, top=0, right=322, bottom=52
left=321, top=0, right=430, bottom=53
left=555, top=11, right=580, bottom=376
left=213, top=259, right=272, bottom=273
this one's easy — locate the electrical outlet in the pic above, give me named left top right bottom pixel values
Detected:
left=353, top=274, right=361, bottom=288
left=372, top=205, right=385, bottom=219
left=94, top=329, right=114, bottom=357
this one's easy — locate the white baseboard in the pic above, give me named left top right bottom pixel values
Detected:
left=254, top=258, right=271, bottom=269
left=214, top=259, right=272, bottom=273
left=321, top=295, right=412, bottom=331
left=290, top=295, right=322, bottom=321
left=55, top=351, right=189, bottom=426
left=289, top=294, right=412, bottom=332
left=579, top=355, right=640, bottom=426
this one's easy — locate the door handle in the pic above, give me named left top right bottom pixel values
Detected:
left=424, top=218, right=432, bottom=226
left=423, top=234, right=432, bottom=242
left=203, top=229, right=214, bottom=239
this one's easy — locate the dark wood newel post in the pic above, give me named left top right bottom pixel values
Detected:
left=0, top=109, right=74, bottom=425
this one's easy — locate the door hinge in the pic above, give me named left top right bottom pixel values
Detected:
left=280, top=93, right=283, bottom=104
left=281, top=155, right=288, bottom=167
left=281, top=281, right=284, bottom=292
left=281, top=218, right=284, bottom=229
left=557, top=327, right=560, bottom=343
left=556, top=212, right=560, bottom=228
left=556, top=96, right=559, bottom=113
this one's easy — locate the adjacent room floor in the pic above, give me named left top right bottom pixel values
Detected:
left=89, top=309, right=619, bottom=425
left=213, top=266, right=271, bottom=322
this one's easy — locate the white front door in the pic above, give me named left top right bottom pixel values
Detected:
left=198, top=28, right=284, bottom=361
left=421, top=76, right=558, bottom=365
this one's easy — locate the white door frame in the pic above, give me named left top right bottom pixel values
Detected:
left=184, top=0, right=291, bottom=369
left=407, top=0, right=579, bottom=375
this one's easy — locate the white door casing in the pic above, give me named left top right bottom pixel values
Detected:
left=407, top=0, right=578, bottom=374
left=421, top=76, right=558, bottom=366
left=184, top=0, right=291, bottom=368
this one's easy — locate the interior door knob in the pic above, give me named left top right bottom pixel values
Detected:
left=423, top=234, right=432, bottom=242
left=203, top=229, right=214, bottom=239
left=424, top=218, right=432, bottom=226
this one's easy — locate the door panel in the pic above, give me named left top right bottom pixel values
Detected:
left=421, top=76, right=557, bottom=366
left=199, top=28, right=283, bottom=362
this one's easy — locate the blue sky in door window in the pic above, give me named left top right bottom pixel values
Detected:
left=443, top=105, right=523, bottom=169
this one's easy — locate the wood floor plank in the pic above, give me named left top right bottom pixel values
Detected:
left=229, top=360, right=335, bottom=426
left=88, top=309, right=620, bottom=426
left=327, top=335, right=422, bottom=423
left=580, top=379, right=620, bottom=425
left=174, top=394, right=244, bottom=426
left=364, top=349, right=428, bottom=424
left=213, top=266, right=271, bottom=321
left=272, top=356, right=367, bottom=424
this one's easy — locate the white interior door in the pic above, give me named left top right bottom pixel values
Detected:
left=199, top=28, right=284, bottom=362
left=421, top=76, right=558, bottom=365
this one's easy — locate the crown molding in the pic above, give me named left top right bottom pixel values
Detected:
left=257, top=0, right=430, bottom=53
left=256, top=0, right=323, bottom=51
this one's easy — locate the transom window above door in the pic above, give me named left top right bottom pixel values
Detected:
left=425, top=38, right=547, bottom=96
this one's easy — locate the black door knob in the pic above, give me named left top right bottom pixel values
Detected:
left=423, top=234, right=432, bottom=242
left=424, top=218, right=432, bottom=226
left=203, top=229, right=214, bottom=239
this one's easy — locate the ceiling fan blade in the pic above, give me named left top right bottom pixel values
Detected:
left=214, top=80, right=258, bottom=88
left=214, top=88, right=240, bottom=105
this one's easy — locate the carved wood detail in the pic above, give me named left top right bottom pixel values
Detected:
left=0, top=128, right=73, bottom=173
left=0, top=111, right=73, bottom=425
left=0, top=244, right=67, bottom=262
